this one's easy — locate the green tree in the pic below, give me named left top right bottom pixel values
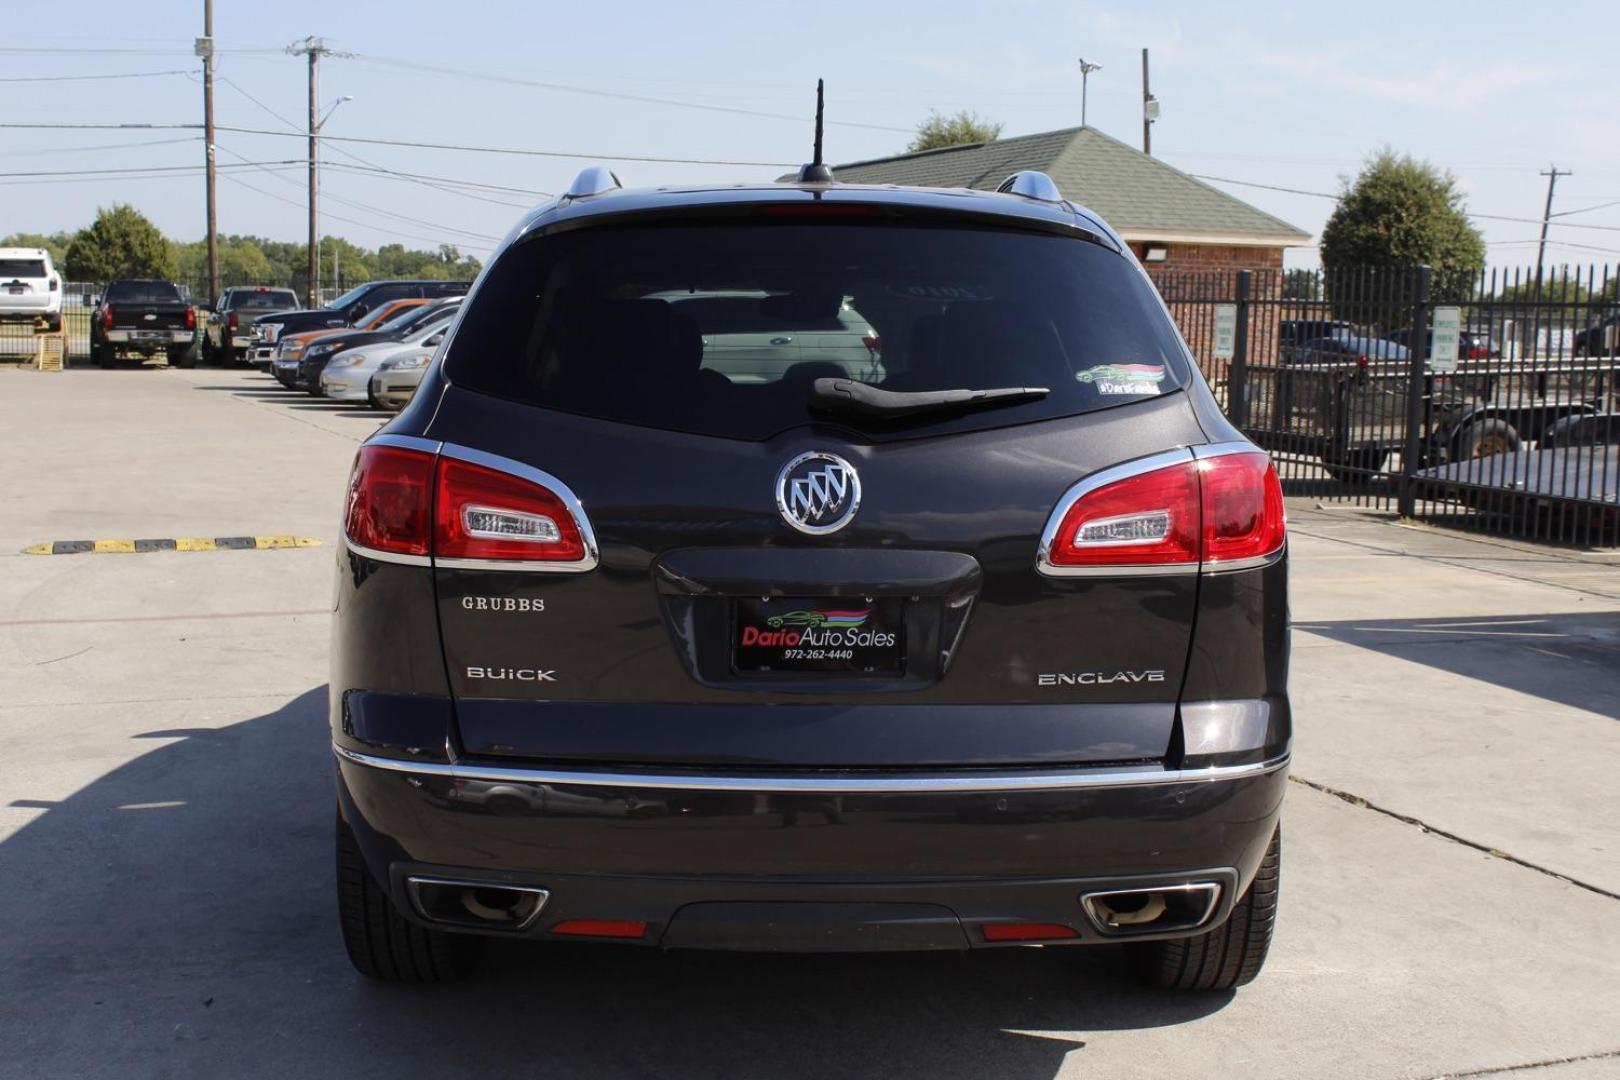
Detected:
left=1321, top=151, right=1485, bottom=272
left=908, top=110, right=1003, bottom=153
left=63, top=204, right=177, bottom=282
left=2, top=231, right=74, bottom=266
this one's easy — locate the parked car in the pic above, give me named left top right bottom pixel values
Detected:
left=0, top=247, right=63, bottom=331
left=205, top=286, right=300, bottom=366
left=271, top=299, right=432, bottom=388
left=249, top=279, right=470, bottom=366
left=90, top=280, right=197, bottom=367
left=1572, top=313, right=1620, bottom=357
left=369, top=349, right=433, bottom=410
left=300, top=298, right=460, bottom=396
left=649, top=289, right=883, bottom=384
left=1386, top=327, right=1499, bottom=359
left=331, top=166, right=1290, bottom=991
left=1280, top=318, right=1357, bottom=346
left=1283, top=332, right=1410, bottom=366
left=320, top=310, right=455, bottom=403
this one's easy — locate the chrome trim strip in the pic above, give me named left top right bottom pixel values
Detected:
left=1188, top=439, right=1263, bottom=462
left=334, top=744, right=1289, bottom=793
left=367, top=432, right=443, bottom=456
left=1202, top=547, right=1287, bottom=576
left=405, top=876, right=550, bottom=931
left=437, top=442, right=601, bottom=573
left=1036, top=447, right=1198, bottom=578
left=342, top=539, right=432, bottom=568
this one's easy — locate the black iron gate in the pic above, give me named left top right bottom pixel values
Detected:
left=1153, top=263, right=1620, bottom=546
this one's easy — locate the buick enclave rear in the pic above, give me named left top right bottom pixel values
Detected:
left=330, top=169, right=1290, bottom=991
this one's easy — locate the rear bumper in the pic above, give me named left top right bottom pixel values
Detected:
left=105, top=329, right=191, bottom=346
left=335, top=745, right=1288, bottom=949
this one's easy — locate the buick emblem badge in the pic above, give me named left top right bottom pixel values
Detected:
left=776, top=451, right=861, bottom=535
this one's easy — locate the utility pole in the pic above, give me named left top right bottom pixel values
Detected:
left=287, top=36, right=330, bottom=307
left=1078, top=58, right=1101, bottom=127
left=1535, top=165, right=1570, bottom=293
left=196, top=3, right=218, bottom=306
left=1140, top=48, right=1158, bottom=156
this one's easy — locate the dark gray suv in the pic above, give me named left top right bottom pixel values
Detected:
left=331, top=166, right=1290, bottom=991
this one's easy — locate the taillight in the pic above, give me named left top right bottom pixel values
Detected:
left=101, top=305, right=114, bottom=329
left=186, top=306, right=198, bottom=330
left=1040, top=448, right=1285, bottom=574
left=343, top=443, right=595, bottom=568
left=226, top=311, right=236, bottom=332
left=344, top=445, right=435, bottom=557
left=435, top=456, right=586, bottom=563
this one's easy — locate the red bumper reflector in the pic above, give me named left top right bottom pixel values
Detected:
left=551, top=919, right=648, bottom=939
left=981, top=922, right=1079, bottom=943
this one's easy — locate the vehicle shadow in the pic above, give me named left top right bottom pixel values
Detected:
left=0, top=688, right=1229, bottom=1079
left=1295, top=611, right=1620, bottom=719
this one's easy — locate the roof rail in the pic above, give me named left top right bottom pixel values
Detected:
left=564, top=166, right=623, bottom=199
left=996, top=171, right=1063, bottom=203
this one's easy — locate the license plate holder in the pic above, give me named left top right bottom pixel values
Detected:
left=733, top=597, right=905, bottom=676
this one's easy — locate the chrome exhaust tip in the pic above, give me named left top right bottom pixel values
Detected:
left=1080, top=882, right=1221, bottom=936
left=406, top=876, right=549, bottom=931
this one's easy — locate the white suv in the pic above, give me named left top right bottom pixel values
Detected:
left=0, top=248, right=63, bottom=331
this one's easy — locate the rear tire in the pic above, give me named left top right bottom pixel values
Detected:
left=1132, top=828, right=1279, bottom=991
left=95, top=340, right=115, bottom=368
left=169, top=346, right=196, bottom=369
left=1456, top=418, right=1522, bottom=460
left=335, top=814, right=479, bottom=983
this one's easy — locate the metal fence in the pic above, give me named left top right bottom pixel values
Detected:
left=1152, top=263, right=1620, bottom=547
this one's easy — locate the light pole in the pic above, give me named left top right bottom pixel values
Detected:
left=1078, top=58, right=1101, bottom=127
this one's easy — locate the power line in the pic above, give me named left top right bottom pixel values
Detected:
left=217, top=171, right=493, bottom=253
left=215, top=73, right=541, bottom=208
left=0, top=135, right=200, bottom=156
left=0, top=160, right=300, bottom=179
left=349, top=53, right=913, bottom=134
left=0, top=122, right=796, bottom=169
left=0, top=68, right=191, bottom=82
left=212, top=143, right=502, bottom=243
left=1192, top=172, right=1620, bottom=233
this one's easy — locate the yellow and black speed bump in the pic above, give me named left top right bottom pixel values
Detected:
left=24, top=536, right=321, bottom=556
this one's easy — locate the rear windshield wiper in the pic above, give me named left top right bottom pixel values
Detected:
left=810, top=378, right=1049, bottom=422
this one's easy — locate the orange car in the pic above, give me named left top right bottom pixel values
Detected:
left=270, top=298, right=432, bottom=381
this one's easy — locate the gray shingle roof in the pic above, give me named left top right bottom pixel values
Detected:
left=821, top=126, right=1309, bottom=242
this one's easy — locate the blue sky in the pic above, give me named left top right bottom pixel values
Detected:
left=5, top=0, right=1619, bottom=270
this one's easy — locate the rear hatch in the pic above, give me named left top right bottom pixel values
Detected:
left=424, top=213, right=1208, bottom=770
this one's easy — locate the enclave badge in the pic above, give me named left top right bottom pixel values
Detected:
left=776, top=451, right=861, bottom=535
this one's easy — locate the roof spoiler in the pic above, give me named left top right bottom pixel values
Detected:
left=564, top=166, right=623, bottom=200
left=996, top=170, right=1063, bottom=203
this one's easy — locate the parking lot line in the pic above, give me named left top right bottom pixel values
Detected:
left=23, top=535, right=322, bottom=555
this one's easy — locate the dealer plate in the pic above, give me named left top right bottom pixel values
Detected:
left=733, top=597, right=904, bottom=675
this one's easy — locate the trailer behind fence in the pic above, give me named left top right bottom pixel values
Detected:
left=1151, top=263, right=1620, bottom=546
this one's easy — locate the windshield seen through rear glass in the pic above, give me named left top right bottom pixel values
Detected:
left=445, top=222, right=1190, bottom=440
left=106, top=281, right=183, bottom=303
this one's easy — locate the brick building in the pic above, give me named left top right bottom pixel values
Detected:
left=823, top=125, right=1310, bottom=273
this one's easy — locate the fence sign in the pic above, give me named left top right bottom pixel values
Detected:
left=1430, top=306, right=1461, bottom=373
left=1212, top=303, right=1237, bottom=360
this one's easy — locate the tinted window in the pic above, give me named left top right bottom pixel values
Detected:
left=0, top=259, right=47, bottom=278
left=229, top=289, right=299, bottom=310
left=328, top=283, right=375, bottom=311
left=106, top=281, right=182, bottom=303
left=447, top=223, right=1190, bottom=440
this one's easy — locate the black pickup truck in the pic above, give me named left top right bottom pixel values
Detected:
left=90, top=280, right=197, bottom=368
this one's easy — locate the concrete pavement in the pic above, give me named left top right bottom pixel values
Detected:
left=2, top=368, right=1617, bottom=1080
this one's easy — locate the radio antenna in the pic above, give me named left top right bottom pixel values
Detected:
left=797, top=79, right=834, bottom=183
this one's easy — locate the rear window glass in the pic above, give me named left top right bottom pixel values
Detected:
left=446, top=222, right=1190, bottom=440
left=106, top=281, right=182, bottom=303
left=229, top=290, right=298, bottom=310
left=0, top=259, right=48, bottom=278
